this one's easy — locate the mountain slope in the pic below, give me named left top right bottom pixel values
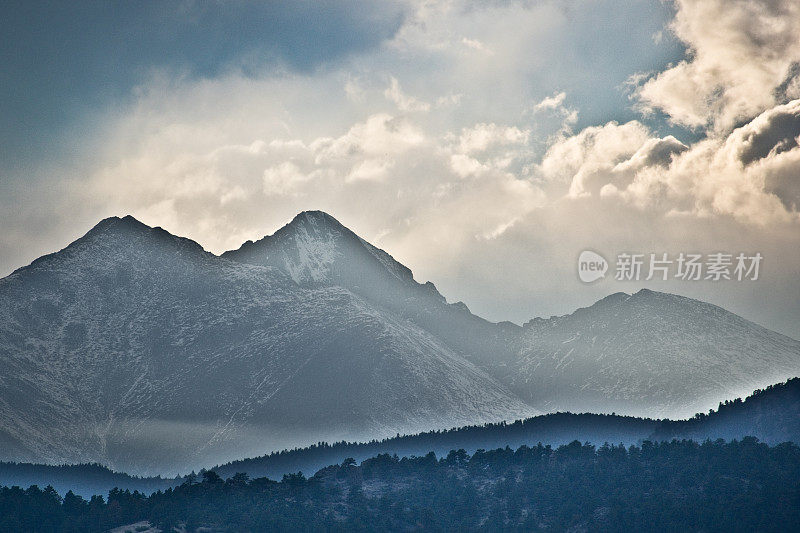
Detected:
left=2, top=379, right=797, bottom=500
left=223, top=212, right=800, bottom=420
left=212, top=378, right=800, bottom=482
left=222, top=211, right=522, bottom=363
left=652, top=377, right=800, bottom=443
left=511, top=290, right=800, bottom=418
left=0, top=216, right=535, bottom=475
left=1, top=210, right=798, bottom=475
left=222, top=211, right=418, bottom=290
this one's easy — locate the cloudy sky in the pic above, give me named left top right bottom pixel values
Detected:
left=2, top=0, right=799, bottom=338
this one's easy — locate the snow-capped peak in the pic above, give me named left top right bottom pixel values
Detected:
left=10, top=215, right=206, bottom=278
left=222, top=210, right=415, bottom=288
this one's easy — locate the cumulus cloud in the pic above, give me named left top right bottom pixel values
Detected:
left=539, top=121, right=654, bottom=197
left=262, top=161, right=313, bottom=195
left=457, top=123, right=529, bottom=154
left=540, top=0, right=800, bottom=231
left=614, top=136, right=688, bottom=172
left=634, top=0, right=800, bottom=132
left=384, top=77, right=431, bottom=112
left=533, top=92, right=566, bottom=112
left=730, top=99, right=800, bottom=211
left=736, top=99, right=800, bottom=166
left=541, top=100, right=800, bottom=224
left=530, top=91, right=578, bottom=135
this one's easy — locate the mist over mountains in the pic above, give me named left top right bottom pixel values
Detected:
left=2, top=378, right=798, bottom=500
left=0, top=211, right=797, bottom=475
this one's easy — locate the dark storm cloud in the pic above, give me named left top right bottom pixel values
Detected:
left=739, top=104, right=800, bottom=166
left=736, top=100, right=800, bottom=210
left=0, top=0, right=407, bottom=170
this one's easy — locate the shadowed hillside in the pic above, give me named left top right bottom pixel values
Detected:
left=1, top=379, right=797, bottom=499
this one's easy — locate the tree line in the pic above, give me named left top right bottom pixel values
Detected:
left=1, top=437, right=798, bottom=532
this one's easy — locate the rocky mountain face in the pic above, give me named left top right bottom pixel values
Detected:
left=0, top=211, right=798, bottom=474
left=0, top=215, right=533, bottom=475
left=222, top=211, right=521, bottom=363
left=510, top=290, right=800, bottom=418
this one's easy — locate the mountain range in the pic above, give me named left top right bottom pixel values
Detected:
left=0, top=210, right=798, bottom=475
